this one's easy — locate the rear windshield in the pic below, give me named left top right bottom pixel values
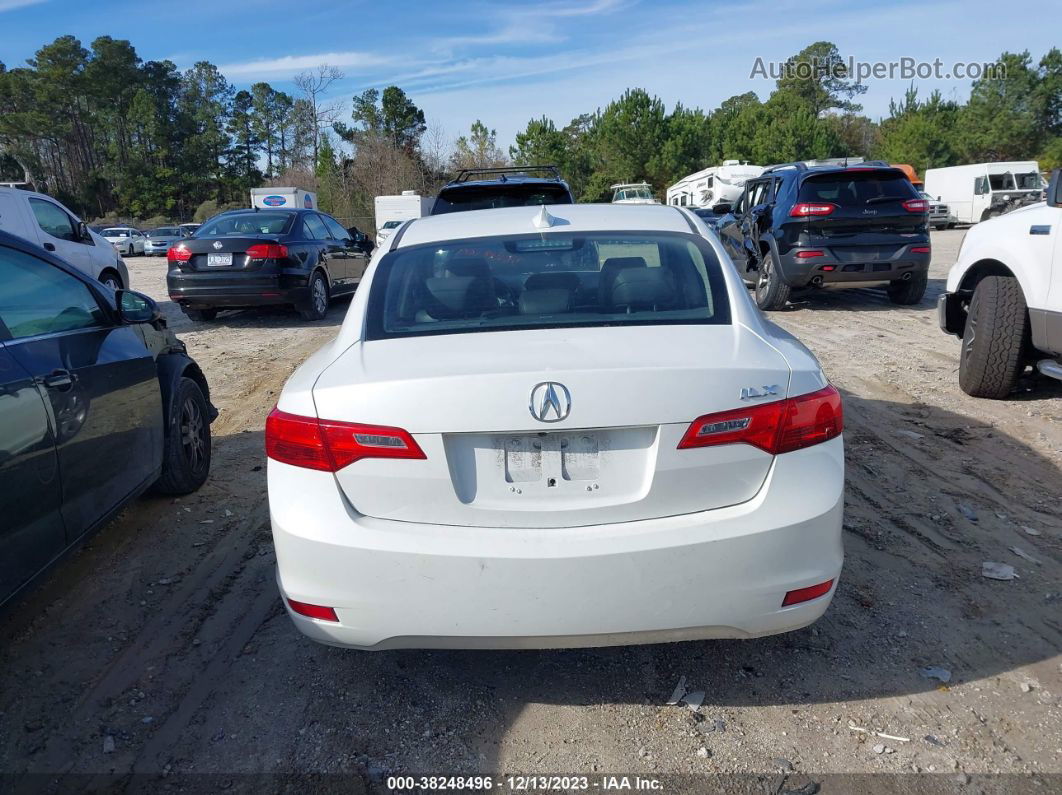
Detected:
left=196, top=212, right=293, bottom=236
left=432, top=183, right=572, bottom=214
left=365, top=231, right=731, bottom=340
left=798, top=171, right=917, bottom=205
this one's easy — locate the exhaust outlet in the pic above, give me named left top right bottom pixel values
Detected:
left=810, top=275, right=824, bottom=287
left=902, top=271, right=913, bottom=281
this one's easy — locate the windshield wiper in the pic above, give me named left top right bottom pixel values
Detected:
left=865, top=196, right=903, bottom=205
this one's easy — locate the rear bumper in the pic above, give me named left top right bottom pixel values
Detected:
left=167, top=270, right=310, bottom=308
left=778, top=246, right=930, bottom=287
left=268, top=437, right=845, bottom=650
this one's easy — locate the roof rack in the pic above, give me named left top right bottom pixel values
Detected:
left=450, top=165, right=563, bottom=183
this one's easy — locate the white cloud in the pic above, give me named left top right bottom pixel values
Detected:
left=0, top=0, right=45, bottom=12
left=217, top=50, right=397, bottom=78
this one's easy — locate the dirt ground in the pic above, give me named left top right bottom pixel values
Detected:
left=1, top=229, right=1060, bottom=792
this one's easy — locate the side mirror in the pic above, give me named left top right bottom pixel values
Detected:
left=116, top=289, right=161, bottom=324
left=1048, top=168, right=1062, bottom=209
left=712, top=202, right=733, bottom=215
left=77, top=221, right=91, bottom=242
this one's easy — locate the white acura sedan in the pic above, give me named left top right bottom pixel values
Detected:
left=266, top=204, right=844, bottom=650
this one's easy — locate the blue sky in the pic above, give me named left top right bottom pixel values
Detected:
left=1, top=0, right=1057, bottom=149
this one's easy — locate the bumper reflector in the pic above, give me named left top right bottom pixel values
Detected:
left=287, top=598, right=339, bottom=622
left=782, top=579, right=834, bottom=607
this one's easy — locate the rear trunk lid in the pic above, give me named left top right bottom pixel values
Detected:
left=312, top=325, right=793, bottom=528
left=795, top=170, right=927, bottom=257
left=174, top=235, right=284, bottom=271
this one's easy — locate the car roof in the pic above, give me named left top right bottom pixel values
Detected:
left=397, top=203, right=695, bottom=248
left=440, top=176, right=568, bottom=189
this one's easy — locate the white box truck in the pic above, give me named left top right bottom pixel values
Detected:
left=923, top=162, right=1043, bottom=224
left=374, top=191, right=432, bottom=243
left=250, top=187, right=317, bottom=210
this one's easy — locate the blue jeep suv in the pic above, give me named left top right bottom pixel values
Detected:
left=718, top=162, right=931, bottom=310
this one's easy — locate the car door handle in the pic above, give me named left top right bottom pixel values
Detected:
left=43, top=242, right=56, bottom=251
left=41, top=370, right=74, bottom=391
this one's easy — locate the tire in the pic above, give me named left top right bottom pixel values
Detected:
left=934, top=224, right=948, bottom=231
left=958, top=276, right=1029, bottom=399
left=99, top=269, right=123, bottom=291
left=753, top=248, right=791, bottom=311
left=887, top=270, right=928, bottom=305
left=184, top=308, right=218, bottom=322
left=947, top=222, right=956, bottom=229
left=298, top=270, right=329, bottom=320
left=153, top=377, right=211, bottom=495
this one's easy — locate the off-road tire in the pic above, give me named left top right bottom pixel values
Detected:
left=958, top=275, right=1029, bottom=399
left=887, top=270, right=928, bottom=305
left=184, top=308, right=217, bottom=322
left=153, top=377, right=211, bottom=495
left=753, top=249, right=791, bottom=311
left=298, top=270, right=329, bottom=320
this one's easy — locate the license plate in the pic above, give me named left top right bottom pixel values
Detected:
left=206, top=253, right=232, bottom=267
left=499, top=432, right=600, bottom=484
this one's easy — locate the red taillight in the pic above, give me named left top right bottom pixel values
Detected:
left=910, top=246, right=931, bottom=254
left=265, top=408, right=426, bottom=472
left=678, top=385, right=843, bottom=455
left=287, top=598, right=338, bottom=622
left=782, top=579, right=834, bottom=607
left=902, top=199, right=929, bottom=213
left=167, top=245, right=191, bottom=262
left=246, top=243, right=289, bottom=260
left=820, top=265, right=836, bottom=271
left=790, top=203, right=837, bottom=217
left=795, top=250, right=824, bottom=259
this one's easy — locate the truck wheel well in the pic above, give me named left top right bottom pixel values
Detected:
left=958, top=259, right=1016, bottom=296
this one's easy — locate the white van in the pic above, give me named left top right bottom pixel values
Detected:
left=923, top=162, right=1043, bottom=224
left=0, top=187, right=129, bottom=289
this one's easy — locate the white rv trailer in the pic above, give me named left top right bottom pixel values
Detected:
left=666, top=160, right=764, bottom=208
left=923, top=161, right=1043, bottom=224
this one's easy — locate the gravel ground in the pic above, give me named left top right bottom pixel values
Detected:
left=1, top=229, right=1059, bottom=792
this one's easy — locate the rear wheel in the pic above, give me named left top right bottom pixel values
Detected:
left=753, top=249, right=790, bottom=311
left=298, top=270, right=329, bottom=320
left=887, top=270, right=928, bottom=305
left=184, top=307, right=218, bottom=322
left=958, top=276, right=1028, bottom=399
left=153, top=377, right=211, bottom=495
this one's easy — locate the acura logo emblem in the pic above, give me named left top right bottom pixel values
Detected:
left=529, top=382, right=571, bottom=423
left=213, top=241, right=223, bottom=250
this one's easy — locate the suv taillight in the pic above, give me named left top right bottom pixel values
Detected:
left=790, top=203, right=837, bottom=217
left=167, top=245, right=191, bottom=262
left=678, top=385, right=843, bottom=455
left=902, top=199, right=929, bottom=213
left=246, top=243, right=289, bottom=259
left=265, top=408, right=426, bottom=472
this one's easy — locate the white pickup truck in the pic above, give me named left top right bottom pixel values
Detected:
left=0, top=187, right=128, bottom=289
left=939, top=168, right=1062, bottom=398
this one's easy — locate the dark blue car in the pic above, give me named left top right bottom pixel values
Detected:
left=0, top=230, right=215, bottom=607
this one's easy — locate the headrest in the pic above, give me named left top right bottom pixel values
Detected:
left=445, top=257, right=490, bottom=278
left=519, top=287, right=572, bottom=315
left=424, top=276, right=494, bottom=318
left=608, top=268, right=676, bottom=310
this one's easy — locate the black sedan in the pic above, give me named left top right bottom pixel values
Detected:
left=0, top=229, right=215, bottom=607
left=166, top=208, right=373, bottom=321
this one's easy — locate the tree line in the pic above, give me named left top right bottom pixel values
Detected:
left=1, top=38, right=1058, bottom=226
